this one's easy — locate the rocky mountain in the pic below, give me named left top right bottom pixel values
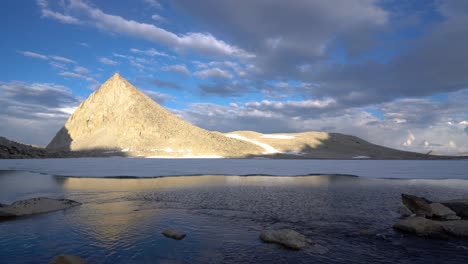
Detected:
left=0, top=73, right=459, bottom=160
left=47, top=73, right=264, bottom=157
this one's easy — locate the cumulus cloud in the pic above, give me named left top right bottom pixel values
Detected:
left=151, top=14, right=166, bottom=23
left=38, top=0, right=253, bottom=58
left=0, top=81, right=80, bottom=144
left=177, top=88, right=468, bottom=154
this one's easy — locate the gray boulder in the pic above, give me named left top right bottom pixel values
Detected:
left=260, top=229, right=312, bottom=250
left=162, top=229, right=186, bottom=240
left=393, top=217, right=447, bottom=238
left=401, top=194, right=432, bottom=217
left=430, top=203, right=460, bottom=220
left=441, top=198, right=468, bottom=218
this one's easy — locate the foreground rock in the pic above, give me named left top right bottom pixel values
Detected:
left=260, top=229, right=312, bottom=250
left=393, top=217, right=447, bottom=238
left=394, top=194, right=468, bottom=238
left=49, top=255, right=87, bottom=264
left=0, top=197, right=81, bottom=218
left=162, top=229, right=186, bottom=240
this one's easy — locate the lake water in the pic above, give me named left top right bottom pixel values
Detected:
left=0, top=159, right=467, bottom=263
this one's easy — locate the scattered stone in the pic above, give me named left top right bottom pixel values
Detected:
left=49, top=255, right=87, bottom=264
left=401, top=194, right=432, bottom=217
left=0, top=197, right=81, bottom=218
left=393, top=217, right=447, bottom=238
left=162, top=229, right=186, bottom=240
left=441, top=198, right=468, bottom=218
left=398, top=206, right=413, bottom=218
left=259, top=229, right=312, bottom=250
left=430, top=203, right=460, bottom=220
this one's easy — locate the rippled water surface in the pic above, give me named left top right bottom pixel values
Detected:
left=1, top=170, right=468, bottom=263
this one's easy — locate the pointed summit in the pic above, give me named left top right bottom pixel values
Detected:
left=47, top=74, right=263, bottom=157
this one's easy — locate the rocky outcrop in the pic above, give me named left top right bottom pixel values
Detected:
left=162, top=229, right=186, bottom=240
left=259, top=229, right=312, bottom=250
left=49, top=255, right=87, bottom=264
left=394, top=194, right=468, bottom=238
left=0, top=197, right=81, bottom=219
left=401, top=194, right=433, bottom=217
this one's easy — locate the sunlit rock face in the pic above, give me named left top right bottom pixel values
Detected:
left=46, top=73, right=263, bottom=157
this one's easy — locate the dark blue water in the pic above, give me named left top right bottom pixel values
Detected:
left=1, top=170, right=468, bottom=263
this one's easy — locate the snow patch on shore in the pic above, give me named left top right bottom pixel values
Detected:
left=226, top=134, right=279, bottom=154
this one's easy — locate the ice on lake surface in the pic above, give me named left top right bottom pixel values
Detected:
left=0, top=158, right=467, bottom=179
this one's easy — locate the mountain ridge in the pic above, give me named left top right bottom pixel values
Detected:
left=1, top=73, right=463, bottom=159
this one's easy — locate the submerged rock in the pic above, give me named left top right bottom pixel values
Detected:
left=0, top=197, right=81, bottom=218
left=49, top=255, right=87, bottom=264
left=441, top=198, right=468, bottom=218
left=430, top=203, right=460, bottom=220
left=162, top=229, right=186, bottom=240
left=401, top=194, right=432, bottom=217
left=393, top=217, right=447, bottom=238
left=259, top=229, right=312, bottom=250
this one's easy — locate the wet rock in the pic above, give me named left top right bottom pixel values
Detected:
left=441, top=220, right=468, bottom=237
left=441, top=198, right=468, bottom=218
left=49, top=255, right=87, bottom=264
left=430, top=203, right=460, bottom=220
left=401, top=194, right=432, bottom=217
left=393, top=217, right=447, bottom=238
left=260, top=229, right=312, bottom=250
left=398, top=206, right=413, bottom=218
left=0, top=197, right=81, bottom=218
left=162, top=229, right=186, bottom=240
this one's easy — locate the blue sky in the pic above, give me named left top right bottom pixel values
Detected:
left=0, top=0, right=467, bottom=154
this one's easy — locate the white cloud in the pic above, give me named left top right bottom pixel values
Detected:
left=37, top=0, right=81, bottom=25
left=49, top=55, right=75, bottom=64
left=144, top=0, right=162, bottom=9
left=194, top=68, right=233, bottom=79
left=99, top=57, right=119, bottom=65
left=74, top=66, right=90, bottom=75
left=151, top=14, right=166, bottom=23
left=21, top=51, right=48, bottom=60
left=20, top=51, right=75, bottom=64
left=38, top=0, right=254, bottom=58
